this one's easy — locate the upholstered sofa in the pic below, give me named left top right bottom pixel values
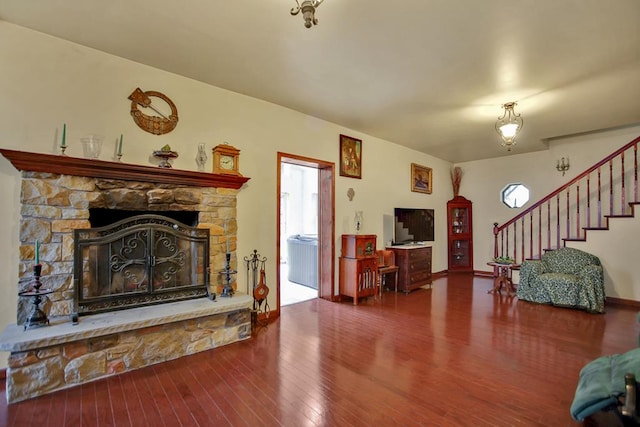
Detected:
left=517, top=247, right=605, bottom=313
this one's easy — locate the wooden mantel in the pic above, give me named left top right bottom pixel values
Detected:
left=0, top=149, right=250, bottom=189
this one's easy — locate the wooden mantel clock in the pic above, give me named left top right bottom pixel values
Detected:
left=212, top=143, right=242, bottom=176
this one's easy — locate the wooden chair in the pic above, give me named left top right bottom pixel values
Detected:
left=377, top=250, right=399, bottom=295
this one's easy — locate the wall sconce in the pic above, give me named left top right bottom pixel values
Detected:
left=291, top=0, right=324, bottom=28
left=495, top=102, right=523, bottom=151
left=556, top=157, right=570, bottom=176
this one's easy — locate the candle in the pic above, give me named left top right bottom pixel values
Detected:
left=61, top=124, right=66, bottom=147
left=224, top=223, right=230, bottom=253
left=35, top=240, right=40, bottom=265
left=118, top=134, right=123, bottom=155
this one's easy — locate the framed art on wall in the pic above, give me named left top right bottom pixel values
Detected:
left=339, top=134, right=362, bottom=179
left=411, top=163, right=432, bottom=194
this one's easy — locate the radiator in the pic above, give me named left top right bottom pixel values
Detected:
left=287, top=235, right=318, bottom=289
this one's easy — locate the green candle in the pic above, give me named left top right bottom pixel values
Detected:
left=61, top=124, right=66, bottom=147
left=35, top=240, right=40, bottom=265
left=118, top=134, right=123, bottom=155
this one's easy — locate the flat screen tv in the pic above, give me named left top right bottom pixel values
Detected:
left=394, top=208, right=434, bottom=244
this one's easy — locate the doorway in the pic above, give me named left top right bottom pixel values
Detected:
left=277, top=153, right=335, bottom=311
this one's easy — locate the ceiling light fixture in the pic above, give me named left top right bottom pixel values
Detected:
left=495, top=102, right=523, bottom=151
left=291, top=0, right=324, bottom=28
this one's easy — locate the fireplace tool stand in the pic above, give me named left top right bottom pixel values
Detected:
left=19, top=264, right=53, bottom=330
left=219, top=252, right=237, bottom=297
left=244, top=249, right=270, bottom=329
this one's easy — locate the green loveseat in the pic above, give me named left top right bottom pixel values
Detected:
left=517, top=247, right=605, bottom=313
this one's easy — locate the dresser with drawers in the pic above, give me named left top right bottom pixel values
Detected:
left=390, top=245, right=432, bottom=293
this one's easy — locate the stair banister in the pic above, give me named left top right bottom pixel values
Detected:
left=493, top=135, right=640, bottom=262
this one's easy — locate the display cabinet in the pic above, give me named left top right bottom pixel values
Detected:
left=447, top=195, right=473, bottom=272
left=339, top=234, right=378, bottom=305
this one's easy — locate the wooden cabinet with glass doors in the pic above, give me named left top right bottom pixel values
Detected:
left=447, top=196, right=473, bottom=272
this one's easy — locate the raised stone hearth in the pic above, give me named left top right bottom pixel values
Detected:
left=0, top=149, right=252, bottom=403
left=0, top=295, right=252, bottom=403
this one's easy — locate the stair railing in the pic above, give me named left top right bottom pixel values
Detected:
left=493, top=135, right=640, bottom=264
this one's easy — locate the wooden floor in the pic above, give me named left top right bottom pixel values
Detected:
left=1, top=274, right=638, bottom=426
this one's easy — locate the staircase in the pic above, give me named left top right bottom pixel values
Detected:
left=493, top=135, right=640, bottom=264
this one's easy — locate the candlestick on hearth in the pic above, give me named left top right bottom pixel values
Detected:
left=219, top=252, right=236, bottom=297
left=19, top=263, right=53, bottom=330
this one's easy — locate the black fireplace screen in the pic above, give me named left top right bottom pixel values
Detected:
left=74, top=214, right=210, bottom=315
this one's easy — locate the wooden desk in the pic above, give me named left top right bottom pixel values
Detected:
left=487, top=262, right=519, bottom=296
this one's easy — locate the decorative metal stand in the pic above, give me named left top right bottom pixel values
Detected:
left=244, top=249, right=270, bottom=329
left=219, top=252, right=236, bottom=297
left=18, top=264, right=53, bottom=330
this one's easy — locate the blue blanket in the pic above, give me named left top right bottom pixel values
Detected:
left=571, top=347, right=640, bottom=421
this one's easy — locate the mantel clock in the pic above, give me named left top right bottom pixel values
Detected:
left=212, top=143, right=242, bottom=176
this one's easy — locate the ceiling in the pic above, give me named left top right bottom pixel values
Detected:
left=1, top=0, right=639, bottom=163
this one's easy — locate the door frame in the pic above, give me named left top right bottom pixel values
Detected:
left=277, top=152, right=335, bottom=310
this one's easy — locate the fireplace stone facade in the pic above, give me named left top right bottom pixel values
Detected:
left=17, top=171, right=237, bottom=323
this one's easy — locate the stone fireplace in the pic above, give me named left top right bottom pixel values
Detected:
left=0, top=149, right=252, bottom=403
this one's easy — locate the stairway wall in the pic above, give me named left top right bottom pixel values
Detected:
left=459, top=124, right=640, bottom=302
left=568, top=213, right=640, bottom=301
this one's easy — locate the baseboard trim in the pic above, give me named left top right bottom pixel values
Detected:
left=606, top=297, right=640, bottom=308
left=469, top=272, right=638, bottom=307
left=474, top=270, right=494, bottom=278
left=432, top=270, right=448, bottom=279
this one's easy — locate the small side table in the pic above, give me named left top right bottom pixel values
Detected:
left=487, top=262, right=519, bottom=296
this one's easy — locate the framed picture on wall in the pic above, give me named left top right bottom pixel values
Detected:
left=411, top=163, right=432, bottom=194
left=339, top=134, right=362, bottom=179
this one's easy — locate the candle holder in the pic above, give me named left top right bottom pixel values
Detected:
left=59, top=145, right=67, bottom=156
left=219, top=252, right=237, bottom=297
left=556, top=157, right=570, bottom=176
left=117, top=153, right=123, bottom=162
left=18, top=264, right=53, bottom=330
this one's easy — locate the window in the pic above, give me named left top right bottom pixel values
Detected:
left=501, top=183, right=529, bottom=208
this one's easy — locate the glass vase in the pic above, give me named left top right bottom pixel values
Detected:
left=354, top=211, right=363, bottom=234
left=196, top=143, right=207, bottom=172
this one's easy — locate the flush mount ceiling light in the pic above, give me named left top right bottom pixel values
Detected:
left=495, top=102, right=523, bottom=151
left=291, top=0, right=324, bottom=28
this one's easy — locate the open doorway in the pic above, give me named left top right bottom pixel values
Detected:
left=277, top=153, right=334, bottom=310
left=280, top=163, right=318, bottom=305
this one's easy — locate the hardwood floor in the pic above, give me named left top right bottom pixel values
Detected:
left=1, top=274, right=638, bottom=426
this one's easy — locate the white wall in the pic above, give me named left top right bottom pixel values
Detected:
left=568, top=215, right=640, bottom=301
left=0, top=22, right=454, bottom=366
left=459, top=124, right=640, bottom=297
